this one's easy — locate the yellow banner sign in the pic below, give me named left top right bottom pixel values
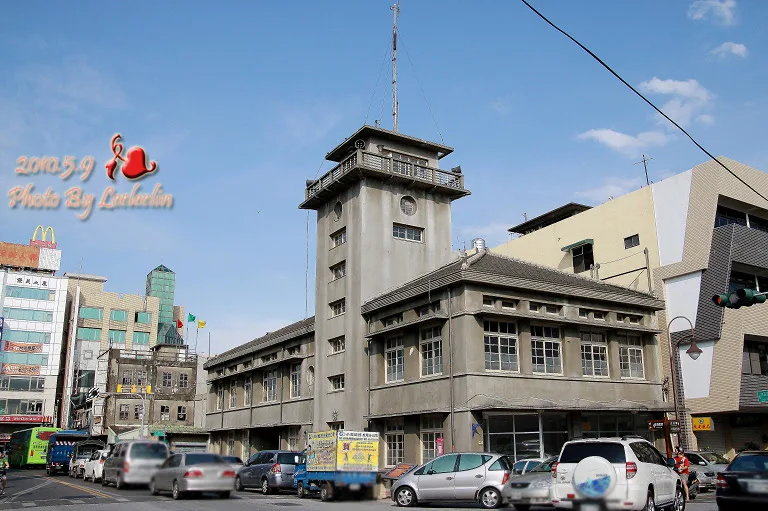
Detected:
left=692, top=417, right=713, bottom=432
left=337, top=431, right=379, bottom=472
left=306, top=430, right=338, bottom=472
left=3, top=342, right=43, bottom=354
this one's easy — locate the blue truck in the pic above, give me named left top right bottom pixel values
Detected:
left=45, top=429, right=90, bottom=475
left=293, top=430, right=379, bottom=501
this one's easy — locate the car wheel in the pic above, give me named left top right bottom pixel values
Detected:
left=261, top=478, right=270, bottom=495
left=297, top=481, right=306, bottom=498
left=479, top=487, right=502, bottom=509
left=219, top=491, right=230, bottom=499
left=101, top=473, right=109, bottom=486
left=642, top=490, right=655, bottom=511
left=172, top=480, right=182, bottom=500
left=149, top=478, right=159, bottom=496
left=235, top=476, right=244, bottom=491
left=672, top=485, right=685, bottom=511
left=395, top=486, right=416, bottom=507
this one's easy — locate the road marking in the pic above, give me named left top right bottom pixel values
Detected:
left=70, top=499, right=84, bottom=504
left=45, top=477, right=115, bottom=500
left=6, top=480, right=52, bottom=503
left=21, top=503, right=35, bottom=507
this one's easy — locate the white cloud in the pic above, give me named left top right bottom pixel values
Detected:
left=697, top=114, right=715, bottom=125
left=457, top=222, right=512, bottom=248
left=688, top=0, right=737, bottom=25
left=575, top=177, right=645, bottom=204
left=711, top=41, right=748, bottom=58
left=576, top=129, right=668, bottom=157
left=638, top=77, right=715, bottom=127
left=491, top=98, right=512, bottom=115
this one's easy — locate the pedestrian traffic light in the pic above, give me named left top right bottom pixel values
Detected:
left=712, top=289, right=767, bottom=308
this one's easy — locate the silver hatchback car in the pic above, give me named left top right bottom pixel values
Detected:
left=392, top=452, right=512, bottom=509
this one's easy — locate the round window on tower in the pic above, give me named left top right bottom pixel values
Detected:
left=333, top=201, right=342, bottom=221
left=400, top=196, right=417, bottom=216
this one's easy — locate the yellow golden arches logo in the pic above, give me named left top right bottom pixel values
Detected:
left=30, top=225, right=56, bottom=248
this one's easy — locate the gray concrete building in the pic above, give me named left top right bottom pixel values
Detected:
left=204, top=124, right=672, bottom=466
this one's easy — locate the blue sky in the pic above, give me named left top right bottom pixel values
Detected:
left=1, top=0, right=765, bottom=354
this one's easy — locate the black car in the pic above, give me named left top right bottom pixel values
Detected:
left=716, top=450, right=768, bottom=509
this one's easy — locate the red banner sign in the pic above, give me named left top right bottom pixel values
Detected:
left=0, top=415, right=51, bottom=423
left=436, top=437, right=444, bottom=456
left=3, top=342, right=43, bottom=354
left=1, top=364, right=41, bottom=376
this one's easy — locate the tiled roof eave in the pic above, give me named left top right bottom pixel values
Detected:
left=204, top=320, right=314, bottom=369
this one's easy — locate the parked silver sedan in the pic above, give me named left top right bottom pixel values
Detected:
left=149, top=452, right=236, bottom=500
left=392, top=452, right=513, bottom=509
left=507, top=456, right=558, bottom=510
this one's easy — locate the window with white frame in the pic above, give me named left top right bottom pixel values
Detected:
left=329, top=374, right=345, bottom=391
left=386, top=336, right=404, bottom=382
left=421, top=416, right=444, bottom=463
left=179, top=373, right=189, bottom=388
left=581, top=332, right=609, bottom=377
left=619, top=335, right=645, bottom=379
left=177, top=406, right=187, bottom=421
left=263, top=369, right=278, bottom=402
left=531, top=325, right=562, bottom=374
left=501, top=300, right=516, bottom=310
left=331, top=228, right=347, bottom=248
left=136, top=371, right=146, bottom=386
left=330, top=299, right=346, bottom=317
left=483, top=296, right=496, bottom=307
left=160, top=405, right=170, bottom=421
left=162, top=372, right=172, bottom=388
left=227, top=435, right=235, bottom=456
left=484, top=320, right=518, bottom=371
left=328, top=421, right=344, bottom=430
left=329, top=336, right=345, bottom=354
left=420, top=326, right=443, bottom=376
left=290, top=363, right=301, bottom=398
left=385, top=419, right=405, bottom=466
left=216, top=386, right=224, bottom=410
left=119, top=404, right=129, bottom=420
left=393, top=223, right=423, bottom=242
left=230, top=380, right=238, bottom=408
left=593, top=311, right=605, bottom=320
left=244, top=377, right=252, bottom=406
left=330, top=261, right=346, bottom=281
left=134, top=405, right=142, bottom=420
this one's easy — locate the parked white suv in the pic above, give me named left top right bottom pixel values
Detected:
left=550, top=436, right=684, bottom=511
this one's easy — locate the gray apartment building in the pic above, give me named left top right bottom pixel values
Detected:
left=204, top=124, right=672, bottom=466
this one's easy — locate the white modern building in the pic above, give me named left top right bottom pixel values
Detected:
left=0, top=228, right=67, bottom=444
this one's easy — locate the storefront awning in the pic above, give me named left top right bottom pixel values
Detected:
left=561, top=238, right=593, bottom=252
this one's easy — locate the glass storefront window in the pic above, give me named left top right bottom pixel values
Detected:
left=487, top=412, right=569, bottom=461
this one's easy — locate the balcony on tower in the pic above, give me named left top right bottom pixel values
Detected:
left=299, top=125, right=470, bottom=210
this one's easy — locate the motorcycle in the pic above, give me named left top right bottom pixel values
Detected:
left=687, top=470, right=700, bottom=500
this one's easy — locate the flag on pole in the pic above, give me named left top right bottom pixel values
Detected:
left=176, top=319, right=183, bottom=329
left=197, top=320, right=206, bottom=328
left=188, top=313, right=196, bottom=322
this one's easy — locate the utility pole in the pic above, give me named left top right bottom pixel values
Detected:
left=634, top=154, right=653, bottom=186
left=391, top=0, right=400, bottom=132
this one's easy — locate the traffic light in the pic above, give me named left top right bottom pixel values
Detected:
left=712, top=289, right=767, bottom=308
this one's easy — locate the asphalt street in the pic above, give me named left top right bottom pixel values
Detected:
left=0, top=469, right=720, bottom=510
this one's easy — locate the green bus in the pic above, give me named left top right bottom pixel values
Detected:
left=9, top=427, right=60, bottom=467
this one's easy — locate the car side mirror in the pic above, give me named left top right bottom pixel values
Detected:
left=427, top=469, right=435, bottom=475
left=667, top=458, right=676, bottom=468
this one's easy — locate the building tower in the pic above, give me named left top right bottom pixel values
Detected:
left=145, top=265, right=184, bottom=346
left=300, top=125, right=470, bottom=430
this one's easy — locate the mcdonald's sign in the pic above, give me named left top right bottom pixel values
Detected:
left=30, top=225, right=56, bottom=249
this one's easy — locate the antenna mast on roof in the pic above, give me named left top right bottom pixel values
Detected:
left=634, top=154, right=653, bottom=186
left=391, top=0, right=400, bottom=132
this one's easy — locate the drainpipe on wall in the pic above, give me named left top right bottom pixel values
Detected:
left=447, top=287, right=455, bottom=452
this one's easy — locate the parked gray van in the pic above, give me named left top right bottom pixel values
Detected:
left=235, top=450, right=303, bottom=494
left=102, top=440, right=170, bottom=489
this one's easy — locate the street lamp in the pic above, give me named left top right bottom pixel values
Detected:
left=666, top=315, right=702, bottom=455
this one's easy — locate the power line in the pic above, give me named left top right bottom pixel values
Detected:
left=519, top=0, right=768, bottom=205
left=398, top=30, right=446, bottom=144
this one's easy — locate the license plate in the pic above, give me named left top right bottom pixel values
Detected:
left=510, top=491, right=522, bottom=500
left=747, top=480, right=768, bottom=493
left=349, top=484, right=361, bottom=491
